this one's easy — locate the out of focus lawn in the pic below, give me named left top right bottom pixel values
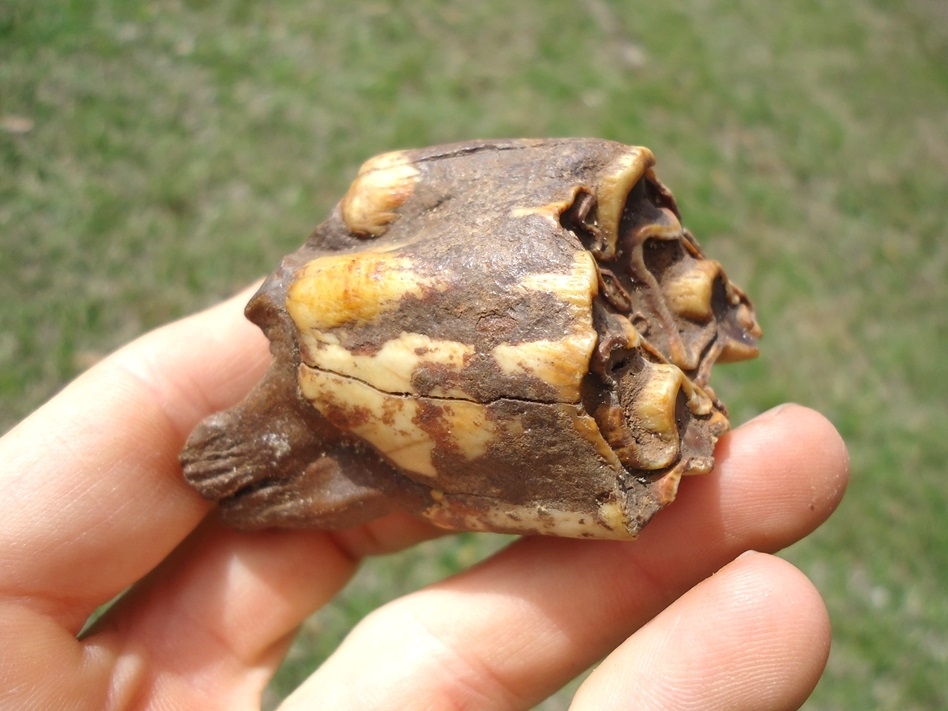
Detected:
left=2, top=1, right=946, bottom=708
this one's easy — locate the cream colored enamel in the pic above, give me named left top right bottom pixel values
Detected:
left=287, top=252, right=448, bottom=331
left=299, top=366, right=438, bottom=477
left=518, top=249, right=599, bottom=306
left=637, top=207, right=684, bottom=241
left=632, top=363, right=685, bottom=469
left=298, top=367, right=498, bottom=478
left=656, top=468, right=684, bottom=504
left=681, top=377, right=716, bottom=417
left=491, top=251, right=599, bottom=402
left=597, top=500, right=628, bottom=532
left=662, top=259, right=721, bottom=321
left=442, top=401, right=498, bottom=461
left=682, top=455, right=715, bottom=476
left=299, top=331, right=475, bottom=398
left=492, top=338, right=594, bottom=401
left=509, top=185, right=584, bottom=222
left=609, top=310, right=643, bottom=349
left=340, top=151, right=420, bottom=237
left=422, top=499, right=635, bottom=540
left=569, top=407, right=623, bottom=468
left=358, top=149, right=415, bottom=174
left=595, top=147, right=655, bottom=259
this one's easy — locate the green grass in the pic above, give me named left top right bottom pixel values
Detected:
left=3, top=1, right=947, bottom=708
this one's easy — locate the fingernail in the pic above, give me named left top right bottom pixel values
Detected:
left=747, top=402, right=796, bottom=424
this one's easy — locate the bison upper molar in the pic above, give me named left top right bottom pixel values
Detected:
left=181, top=138, right=760, bottom=540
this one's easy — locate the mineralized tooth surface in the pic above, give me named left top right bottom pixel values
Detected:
left=181, top=138, right=760, bottom=540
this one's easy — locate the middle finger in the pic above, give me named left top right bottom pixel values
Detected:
left=279, top=405, right=847, bottom=710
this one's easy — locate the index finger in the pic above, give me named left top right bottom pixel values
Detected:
left=0, top=286, right=270, bottom=629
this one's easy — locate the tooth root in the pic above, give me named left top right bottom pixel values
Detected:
left=662, top=259, right=721, bottom=321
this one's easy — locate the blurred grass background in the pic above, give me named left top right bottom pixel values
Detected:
left=2, top=1, right=946, bottom=708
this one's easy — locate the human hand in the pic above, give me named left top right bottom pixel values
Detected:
left=0, top=288, right=848, bottom=710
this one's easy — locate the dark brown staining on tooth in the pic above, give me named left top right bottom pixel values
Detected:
left=181, top=138, right=759, bottom=540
